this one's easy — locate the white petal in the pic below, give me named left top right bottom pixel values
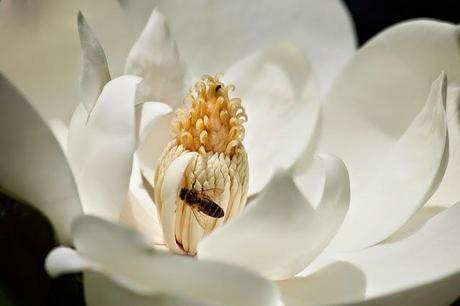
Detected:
left=45, top=246, right=90, bottom=278
left=384, top=205, right=445, bottom=244
left=198, top=154, right=350, bottom=280
left=328, top=73, right=448, bottom=251
left=67, top=215, right=280, bottom=306
left=46, top=243, right=203, bottom=306
left=306, top=202, right=460, bottom=305
left=160, top=152, right=198, bottom=254
left=224, top=43, right=320, bottom=196
left=277, top=262, right=365, bottom=306
left=0, top=0, right=132, bottom=123
left=48, top=119, right=69, bottom=155
left=77, top=11, right=111, bottom=113
left=121, top=191, right=164, bottom=246
left=120, top=157, right=165, bottom=246
left=84, top=272, right=210, bottom=306
left=68, top=75, right=141, bottom=220
left=135, top=102, right=173, bottom=186
left=0, top=74, right=82, bottom=243
left=125, top=8, right=187, bottom=107
left=429, top=86, right=460, bottom=207
left=321, top=20, right=460, bottom=203
left=324, top=20, right=460, bottom=135
left=138, top=102, right=172, bottom=144
left=142, top=0, right=355, bottom=95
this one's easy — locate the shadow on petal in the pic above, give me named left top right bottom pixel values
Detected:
left=55, top=215, right=280, bottom=306
left=327, top=72, right=449, bottom=251
left=84, top=271, right=211, bottom=306
left=345, top=271, right=460, bottom=306
left=141, top=0, right=355, bottom=94
left=384, top=206, right=445, bottom=244
left=124, top=8, right=187, bottom=107
left=198, top=154, right=350, bottom=280
left=429, top=86, right=460, bottom=207
left=0, top=73, right=82, bottom=244
left=224, top=43, right=320, bottom=196
left=310, top=203, right=460, bottom=306
left=277, top=262, right=366, bottom=306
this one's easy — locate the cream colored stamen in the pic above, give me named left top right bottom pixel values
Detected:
left=154, top=74, right=249, bottom=255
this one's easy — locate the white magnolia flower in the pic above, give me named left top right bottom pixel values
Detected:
left=1, top=1, right=460, bottom=306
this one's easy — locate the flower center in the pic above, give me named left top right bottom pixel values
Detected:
left=153, top=73, right=249, bottom=255
left=171, top=74, right=247, bottom=156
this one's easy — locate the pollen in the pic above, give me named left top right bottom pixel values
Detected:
left=171, top=74, right=247, bottom=156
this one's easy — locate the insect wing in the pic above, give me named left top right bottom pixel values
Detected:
left=200, top=187, right=224, bottom=198
left=190, top=205, right=215, bottom=231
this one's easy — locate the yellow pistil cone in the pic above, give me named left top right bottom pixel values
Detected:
left=154, top=74, right=249, bottom=255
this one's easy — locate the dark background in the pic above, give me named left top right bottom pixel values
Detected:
left=1, top=1, right=460, bottom=305
left=344, top=0, right=460, bottom=45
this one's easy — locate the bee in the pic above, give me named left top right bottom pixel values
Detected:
left=179, top=187, right=224, bottom=231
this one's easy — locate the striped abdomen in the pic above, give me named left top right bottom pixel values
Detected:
left=179, top=188, right=224, bottom=218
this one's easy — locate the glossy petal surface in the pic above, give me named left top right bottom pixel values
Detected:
left=327, top=72, right=449, bottom=251
left=199, top=155, right=350, bottom=280
left=47, top=216, right=280, bottom=306
left=224, top=43, right=320, bottom=195
left=68, top=76, right=140, bottom=220
left=322, top=20, right=460, bottom=204
left=305, top=203, right=460, bottom=306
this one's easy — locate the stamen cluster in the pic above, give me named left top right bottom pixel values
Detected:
left=171, top=74, right=247, bottom=155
